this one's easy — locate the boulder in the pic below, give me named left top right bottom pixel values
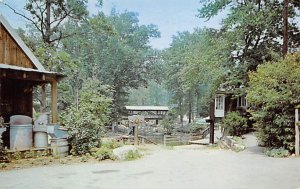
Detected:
left=113, top=145, right=139, bottom=160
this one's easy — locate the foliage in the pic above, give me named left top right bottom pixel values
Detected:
left=222, top=111, right=248, bottom=136
left=101, top=139, right=123, bottom=150
left=163, top=29, right=229, bottom=123
left=128, top=80, right=170, bottom=106
left=61, top=11, right=160, bottom=121
left=0, top=163, right=7, bottom=169
left=247, top=53, right=300, bottom=151
left=198, top=0, right=300, bottom=101
left=24, top=150, right=35, bottom=159
left=124, top=150, right=142, bottom=161
left=161, top=110, right=176, bottom=134
left=21, top=0, right=88, bottom=45
left=13, top=151, right=22, bottom=160
left=90, top=140, right=122, bottom=161
left=60, top=79, right=112, bottom=155
left=265, top=148, right=290, bottom=158
left=92, top=147, right=115, bottom=161
left=0, top=138, right=8, bottom=162
left=189, top=123, right=207, bottom=135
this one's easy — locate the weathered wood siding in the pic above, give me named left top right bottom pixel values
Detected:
left=0, top=79, right=33, bottom=122
left=0, top=24, right=35, bottom=69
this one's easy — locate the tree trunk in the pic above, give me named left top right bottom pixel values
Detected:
left=283, top=0, right=289, bottom=56
left=40, top=85, right=47, bottom=112
left=45, top=0, right=51, bottom=45
left=188, top=95, right=192, bottom=124
left=196, top=90, right=200, bottom=117
left=179, top=97, right=183, bottom=127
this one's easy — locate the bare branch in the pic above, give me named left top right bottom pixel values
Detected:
left=3, top=3, right=42, bottom=34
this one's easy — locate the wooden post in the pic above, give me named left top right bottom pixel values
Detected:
left=209, top=98, right=215, bottom=144
left=295, top=108, right=299, bottom=156
left=134, top=125, right=138, bottom=146
left=51, top=81, right=58, bottom=124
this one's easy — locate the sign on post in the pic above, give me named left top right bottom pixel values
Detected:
left=128, top=115, right=144, bottom=145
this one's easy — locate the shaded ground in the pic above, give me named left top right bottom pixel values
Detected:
left=1, top=134, right=300, bottom=189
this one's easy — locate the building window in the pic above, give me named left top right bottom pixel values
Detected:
left=216, top=95, right=224, bottom=110
left=238, top=96, right=249, bottom=108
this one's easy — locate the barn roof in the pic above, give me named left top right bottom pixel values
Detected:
left=125, top=106, right=169, bottom=111
left=0, top=14, right=45, bottom=71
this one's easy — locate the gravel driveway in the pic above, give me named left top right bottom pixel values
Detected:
left=1, top=133, right=300, bottom=189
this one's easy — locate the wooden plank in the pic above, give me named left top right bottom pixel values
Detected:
left=0, top=26, right=34, bottom=68
left=0, top=24, right=3, bottom=64
left=4, top=32, right=8, bottom=64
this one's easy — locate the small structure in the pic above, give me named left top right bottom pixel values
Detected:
left=0, top=15, right=64, bottom=149
left=214, top=92, right=250, bottom=119
left=125, top=106, right=169, bottom=124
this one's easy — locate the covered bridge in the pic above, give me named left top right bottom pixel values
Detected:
left=125, top=106, right=169, bottom=124
left=0, top=15, right=63, bottom=148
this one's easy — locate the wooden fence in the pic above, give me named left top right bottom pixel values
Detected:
left=164, top=135, right=203, bottom=146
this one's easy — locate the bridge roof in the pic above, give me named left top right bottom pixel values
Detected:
left=125, top=106, right=169, bottom=111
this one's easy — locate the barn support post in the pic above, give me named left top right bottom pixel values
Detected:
left=209, top=98, right=215, bottom=144
left=51, top=80, right=58, bottom=124
left=295, top=107, right=299, bottom=156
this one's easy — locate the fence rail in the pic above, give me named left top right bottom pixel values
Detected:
left=164, top=135, right=191, bottom=146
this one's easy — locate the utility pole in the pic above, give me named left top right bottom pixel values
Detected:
left=283, top=0, right=289, bottom=57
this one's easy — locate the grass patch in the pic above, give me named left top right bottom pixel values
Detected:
left=207, top=143, right=220, bottom=150
left=124, top=150, right=142, bottom=161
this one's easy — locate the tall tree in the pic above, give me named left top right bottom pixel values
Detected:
left=5, top=0, right=89, bottom=46
left=198, top=0, right=300, bottom=97
left=61, top=10, right=160, bottom=121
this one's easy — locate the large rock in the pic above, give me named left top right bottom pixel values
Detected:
left=113, top=145, right=139, bottom=160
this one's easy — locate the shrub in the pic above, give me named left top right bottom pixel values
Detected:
left=13, top=151, right=21, bottom=160
left=0, top=138, right=9, bottom=162
left=222, top=111, right=248, bottom=136
left=189, top=122, right=207, bottom=135
left=92, top=147, right=115, bottom=161
left=161, top=110, right=176, bottom=134
left=265, top=148, right=290, bottom=158
left=60, top=79, right=112, bottom=155
left=124, top=150, right=142, bottom=161
left=101, top=139, right=123, bottom=149
left=247, top=53, right=300, bottom=151
left=91, top=140, right=122, bottom=161
left=24, top=150, right=35, bottom=159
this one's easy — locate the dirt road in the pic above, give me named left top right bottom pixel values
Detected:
left=1, top=134, right=300, bottom=189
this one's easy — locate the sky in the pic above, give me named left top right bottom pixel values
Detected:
left=0, top=0, right=225, bottom=49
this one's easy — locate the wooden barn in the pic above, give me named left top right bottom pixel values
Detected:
left=0, top=15, right=63, bottom=147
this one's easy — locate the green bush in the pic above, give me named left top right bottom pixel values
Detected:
left=0, top=162, right=7, bottom=169
left=101, top=139, right=123, bottom=149
left=222, top=111, right=248, bottom=136
left=60, top=79, right=112, bottom=155
left=92, top=147, right=115, bottom=161
left=189, top=123, right=207, bottom=135
left=161, top=110, right=176, bottom=134
left=247, top=53, right=300, bottom=151
left=91, top=140, right=122, bottom=161
left=24, top=150, right=35, bottom=159
left=0, top=138, right=9, bottom=162
left=265, top=148, right=290, bottom=158
left=124, top=150, right=142, bottom=161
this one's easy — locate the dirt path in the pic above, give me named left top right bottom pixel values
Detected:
left=1, top=136, right=300, bottom=189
